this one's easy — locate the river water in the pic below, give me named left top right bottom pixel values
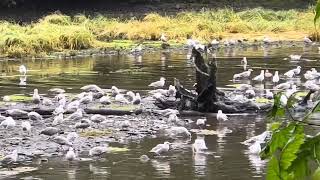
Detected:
left=2, top=44, right=320, bottom=179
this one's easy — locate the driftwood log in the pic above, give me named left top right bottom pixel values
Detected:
left=172, top=47, right=271, bottom=113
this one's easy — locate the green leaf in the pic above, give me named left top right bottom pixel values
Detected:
left=267, top=93, right=285, bottom=120
left=261, top=123, right=296, bottom=159
left=287, top=153, right=310, bottom=180
left=313, top=167, right=320, bottom=180
left=280, top=133, right=305, bottom=170
left=267, top=156, right=281, bottom=180
left=315, top=0, right=320, bottom=27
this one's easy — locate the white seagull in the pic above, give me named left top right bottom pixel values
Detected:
left=150, top=142, right=170, bottom=155
left=217, top=110, right=228, bottom=121
left=252, top=70, right=265, bottom=82
left=19, top=65, right=27, bottom=75
left=149, top=77, right=166, bottom=88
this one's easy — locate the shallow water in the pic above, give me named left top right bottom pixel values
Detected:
left=2, top=44, right=320, bottom=179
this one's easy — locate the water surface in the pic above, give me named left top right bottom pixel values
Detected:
left=2, top=45, right=320, bottom=179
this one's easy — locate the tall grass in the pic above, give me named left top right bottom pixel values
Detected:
left=0, top=8, right=316, bottom=58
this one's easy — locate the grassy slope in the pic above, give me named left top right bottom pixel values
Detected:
left=0, top=8, right=316, bottom=58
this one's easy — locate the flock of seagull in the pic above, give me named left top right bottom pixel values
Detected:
left=0, top=63, right=232, bottom=168
left=1, top=35, right=318, bottom=171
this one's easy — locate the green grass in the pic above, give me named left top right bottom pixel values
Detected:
left=0, top=8, right=316, bottom=58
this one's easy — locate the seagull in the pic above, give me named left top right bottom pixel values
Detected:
left=48, top=88, right=66, bottom=94
left=66, top=100, right=80, bottom=112
left=265, top=89, right=274, bottom=99
left=284, top=70, right=295, bottom=78
left=28, top=111, right=43, bottom=121
left=285, top=84, right=297, bottom=97
left=272, top=71, right=280, bottom=83
left=196, top=118, right=206, bottom=128
left=40, top=127, right=60, bottom=136
left=217, top=110, right=228, bottom=121
left=241, top=57, right=248, bottom=70
left=236, top=84, right=253, bottom=92
left=263, top=36, right=272, bottom=44
left=79, top=92, right=93, bottom=106
left=66, top=108, right=83, bottom=121
left=80, top=84, right=104, bottom=93
left=99, top=95, right=111, bottom=105
left=249, top=141, right=262, bottom=154
left=242, top=131, right=270, bottom=154
left=6, top=109, right=28, bottom=116
left=19, top=76, right=27, bottom=86
left=264, top=70, right=273, bottom=78
left=52, top=135, right=72, bottom=147
left=75, top=119, right=91, bottom=130
left=90, top=114, right=106, bottom=123
left=126, top=91, right=135, bottom=102
left=52, top=113, right=64, bottom=126
left=111, top=86, right=120, bottom=97
left=276, top=82, right=291, bottom=90
left=132, top=93, right=141, bottom=105
left=292, top=66, right=301, bottom=75
left=66, top=132, right=79, bottom=144
left=150, top=142, right=170, bottom=155
left=42, top=98, right=53, bottom=106
left=89, top=146, right=109, bottom=156
left=1, top=149, right=18, bottom=167
left=21, top=121, right=31, bottom=132
left=3, top=96, right=10, bottom=102
left=192, top=135, right=208, bottom=153
left=131, top=44, right=143, bottom=53
left=149, top=77, right=166, bottom=88
left=245, top=89, right=256, bottom=98
left=304, top=81, right=320, bottom=91
left=32, top=89, right=41, bottom=105
left=0, top=117, right=16, bottom=129
left=168, top=85, right=176, bottom=97
left=19, top=65, right=27, bottom=75
left=242, top=131, right=270, bottom=145
left=54, top=105, right=65, bottom=115
left=160, top=33, right=168, bottom=42
left=289, top=55, right=302, bottom=60
left=211, top=39, right=219, bottom=46
left=66, top=147, right=77, bottom=161
left=167, top=126, right=191, bottom=138
left=115, top=94, right=129, bottom=104
left=187, top=38, right=199, bottom=47
left=233, top=69, right=253, bottom=79
left=252, top=70, right=265, bottom=82
left=304, top=36, right=312, bottom=44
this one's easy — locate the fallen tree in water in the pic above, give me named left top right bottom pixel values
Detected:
left=156, top=47, right=272, bottom=113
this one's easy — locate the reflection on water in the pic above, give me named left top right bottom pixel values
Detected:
left=151, top=159, right=171, bottom=178
left=5, top=45, right=320, bottom=179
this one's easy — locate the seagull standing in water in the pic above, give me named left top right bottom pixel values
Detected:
left=150, top=142, right=170, bottom=155
left=192, top=135, right=208, bottom=154
left=66, top=147, right=77, bottom=161
left=304, top=36, right=312, bottom=44
left=149, top=77, right=166, bottom=88
left=241, top=57, right=248, bottom=70
left=19, top=65, right=27, bottom=75
left=272, top=71, right=279, bottom=84
left=217, top=110, right=228, bottom=121
left=253, top=70, right=265, bottom=82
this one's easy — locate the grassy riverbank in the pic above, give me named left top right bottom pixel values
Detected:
left=0, top=7, right=316, bottom=58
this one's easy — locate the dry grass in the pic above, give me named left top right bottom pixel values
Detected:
left=0, top=8, right=316, bottom=58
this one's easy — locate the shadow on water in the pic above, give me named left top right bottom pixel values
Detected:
left=2, top=45, right=320, bottom=179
